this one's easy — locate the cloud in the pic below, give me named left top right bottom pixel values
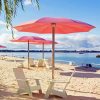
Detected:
left=0, top=24, right=19, bottom=47
left=0, top=20, right=6, bottom=25
left=24, top=0, right=32, bottom=5
left=0, top=34, right=11, bottom=44
left=7, top=33, right=100, bottom=50
left=57, top=33, right=100, bottom=50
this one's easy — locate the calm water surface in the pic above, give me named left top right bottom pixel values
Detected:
left=0, top=52, right=100, bottom=68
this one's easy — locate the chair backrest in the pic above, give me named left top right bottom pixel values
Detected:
left=64, top=68, right=75, bottom=90
left=13, top=68, right=29, bottom=89
left=23, top=58, right=34, bottom=67
left=38, top=59, right=46, bottom=67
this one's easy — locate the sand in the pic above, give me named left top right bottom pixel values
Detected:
left=0, top=56, right=100, bottom=100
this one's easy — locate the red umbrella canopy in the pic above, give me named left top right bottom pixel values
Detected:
left=14, top=17, right=95, bottom=34
left=30, top=40, right=58, bottom=45
left=11, top=36, right=45, bottom=42
left=0, top=45, right=6, bottom=48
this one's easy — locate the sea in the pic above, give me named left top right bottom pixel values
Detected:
left=0, top=52, right=100, bottom=68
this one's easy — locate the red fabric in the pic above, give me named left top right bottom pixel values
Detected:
left=0, top=45, right=6, bottom=48
left=11, top=36, right=45, bottom=43
left=11, top=36, right=58, bottom=44
left=30, top=40, right=58, bottom=45
left=14, top=17, right=95, bottom=34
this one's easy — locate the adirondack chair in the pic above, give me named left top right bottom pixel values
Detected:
left=22, top=58, right=36, bottom=68
left=38, top=59, right=47, bottom=67
left=37, top=59, right=52, bottom=69
left=13, top=68, right=42, bottom=96
left=45, top=68, right=75, bottom=98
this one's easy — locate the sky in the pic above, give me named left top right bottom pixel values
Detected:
left=0, top=0, right=100, bottom=50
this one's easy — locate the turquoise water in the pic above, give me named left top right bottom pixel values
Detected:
left=0, top=52, right=100, bottom=68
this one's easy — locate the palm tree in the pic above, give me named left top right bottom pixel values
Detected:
left=0, top=0, right=39, bottom=26
left=0, top=0, right=39, bottom=38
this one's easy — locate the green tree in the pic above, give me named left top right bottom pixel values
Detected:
left=0, top=0, right=39, bottom=26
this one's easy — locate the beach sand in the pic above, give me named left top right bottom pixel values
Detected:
left=0, top=57, right=100, bottom=100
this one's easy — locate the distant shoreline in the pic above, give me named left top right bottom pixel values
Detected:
left=0, top=50, right=100, bottom=53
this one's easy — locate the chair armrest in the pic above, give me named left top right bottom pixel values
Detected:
left=26, top=78, right=41, bottom=81
left=48, top=79, right=68, bottom=83
left=16, top=79, right=28, bottom=82
left=15, top=78, right=41, bottom=82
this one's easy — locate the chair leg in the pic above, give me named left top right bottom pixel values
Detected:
left=17, top=89, right=22, bottom=95
left=45, top=91, right=50, bottom=98
left=35, top=79, right=42, bottom=94
left=25, top=81, right=33, bottom=96
left=62, top=91, right=67, bottom=98
left=39, top=89, right=42, bottom=94
left=45, top=82, right=54, bottom=98
left=17, top=88, right=32, bottom=96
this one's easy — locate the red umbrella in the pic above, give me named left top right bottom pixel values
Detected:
left=14, top=17, right=95, bottom=79
left=30, top=40, right=58, bottom=59
left=0, top=45, right=6, bottom=48
left=11, top=36, right=46, bottom=69
left=0, top=45, right=6, bottom=55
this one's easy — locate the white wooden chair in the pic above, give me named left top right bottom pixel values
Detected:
left=37, top=59, right=52, bottom=69
left=45, top=68, right=75, bottom=99
left=38, top=59, right=47, bottom=67
left=22, top=58, right=36, bottom=68
left=13, top=68, right=42, bottom=96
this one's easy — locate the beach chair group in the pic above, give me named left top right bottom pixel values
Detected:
left=22, top=58, right=49, bottom=68
left=13, top=67, right=75, bottom=99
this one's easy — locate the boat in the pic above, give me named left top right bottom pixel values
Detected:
left=96, top=54, right=100, bottom=58
left=79, top=52, right=84, bottom=54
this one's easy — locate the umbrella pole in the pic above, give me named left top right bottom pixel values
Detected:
left=42, top=43, right=44, bottom=59
left=51, top=23, right=56, bottom=79
left=28, top=41, right=29, bottom=69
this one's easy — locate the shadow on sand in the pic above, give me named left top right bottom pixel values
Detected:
left=60, top=71, right=100, bottom=78
left=0, top=84, right=99, bottom=100
left=72, top=67, right=100, bottom=72
left=31, top=92, right=98, bottom=100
